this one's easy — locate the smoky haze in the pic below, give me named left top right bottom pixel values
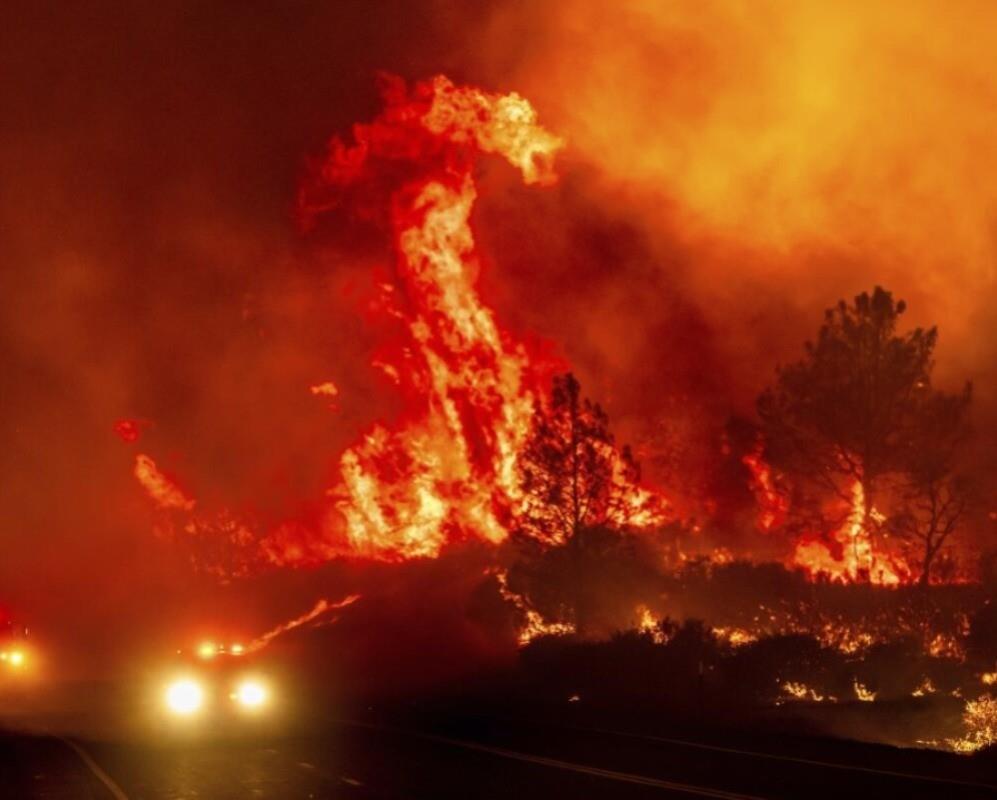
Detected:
left=1, top=1, right=995, bottom=679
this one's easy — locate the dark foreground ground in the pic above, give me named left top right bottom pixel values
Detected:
left=1, top=691, right=995, bottom=799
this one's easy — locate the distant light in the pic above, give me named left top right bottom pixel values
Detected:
left=165, top=679, right=203, bottom=714
left=8, top=651, right=24, bottom=667
left=0, top=651, right=7, bottom=661
left=230, top=643, right=245, bottom=655
left=197, top=641, right=217, bottom=660
left=233, top=680, right=266, bottom=709
left=309, top=381, right=338, bottom=397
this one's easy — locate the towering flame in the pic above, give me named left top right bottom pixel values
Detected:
left=123, top=76, right=669, bottom=572
left=296, top=76, right=564, bottom=561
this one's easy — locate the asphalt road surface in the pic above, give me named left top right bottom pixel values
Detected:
left=1, top=714, right=995, bottom=799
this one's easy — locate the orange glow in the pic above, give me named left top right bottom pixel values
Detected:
left=497, top=2, right=997, bottom=354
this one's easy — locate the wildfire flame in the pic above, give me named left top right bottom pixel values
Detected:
left=246, top=594, right=360, bottom=655
left=742, top=442, right=787, bottom=532
left=260, top=75, right=568, bottom=563
left=122, top=75, right=668, bottom=575
left=494, top=569, right=575, bottom=646
left=947, top=694, right=997, bottom=753
left=852, top=678, right=877, bottom=702
left=118, top=71, right=975, bottom=610
left=636, top=605, right=667, bottom=644
left=792, top=481, right=903, bottom=586
left=780, top=681, right=826, bottom=703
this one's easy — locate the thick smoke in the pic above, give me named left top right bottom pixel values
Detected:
left=469, top=0, right=997, bottom=422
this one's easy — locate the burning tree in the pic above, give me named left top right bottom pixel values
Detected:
left=508, top=373, right=663, bottom=635
left=758, top=286, right=972, bottom=581
left=517, top=373, right=647, bottom=544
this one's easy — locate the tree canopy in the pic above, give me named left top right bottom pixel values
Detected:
left=757, top=286, right=972, bottom=580
left=517, top=372, right=644, bottom=545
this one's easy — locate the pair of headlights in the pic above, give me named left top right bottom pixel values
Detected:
left=165, top=678, right=267, bottom=715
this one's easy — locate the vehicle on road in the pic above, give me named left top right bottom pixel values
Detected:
left=0, top=621, right=33, bottom=679
left=157, top=639, right=277, bottom=733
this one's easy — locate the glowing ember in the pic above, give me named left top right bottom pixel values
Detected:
left=309, top=382, right=339, bottom=409
left=113, top=418, right=146, bottom=444
left=780, top=681, right=826, bottom=703
left=134, top=454, right=195, bottom=512
left=853, top=678, right=877, bottom=702
left=713, top=626, right=758, bottom=648
left=815, top=620, right=878, bottom=655
left=927, top=631, right=966, bottom=661
left=309, top=381, right=338, bottom=396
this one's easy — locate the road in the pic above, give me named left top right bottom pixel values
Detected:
left=0, top=712, right=995, bottom=799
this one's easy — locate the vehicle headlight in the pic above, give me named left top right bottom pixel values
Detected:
left=165, top=679, right=204, bottom=715
left=197, top=641, right=217, bottom=660
left=233, top=680, right=266, bottom=709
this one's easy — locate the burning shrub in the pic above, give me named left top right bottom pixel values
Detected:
left=949, top=694, right=997, bottom=753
